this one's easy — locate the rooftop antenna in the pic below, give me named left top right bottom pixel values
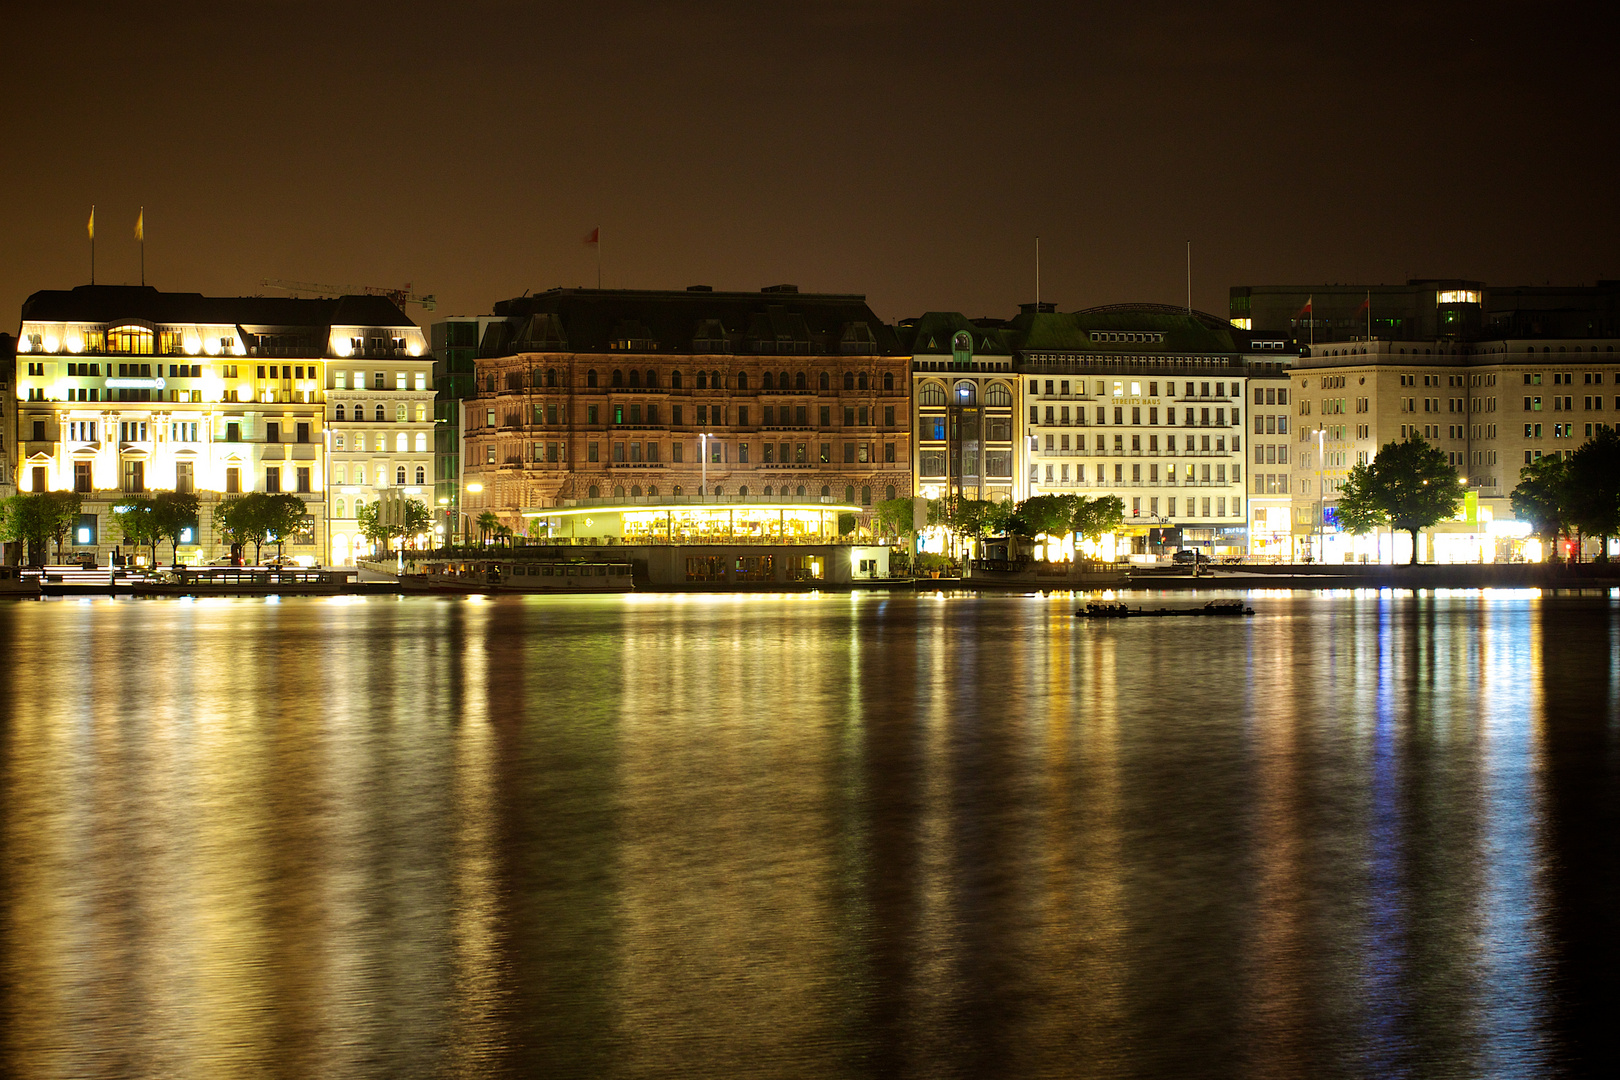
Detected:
left=1186, top=240, right=1192, bottom=314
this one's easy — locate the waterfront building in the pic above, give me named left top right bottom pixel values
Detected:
left=1246, top=356, right=1297, bottom=559
left=460, top=286, right=912, bottom=532
left=429, top=316, right=501, bottom=542
left=1, top=334, right=15, bottom=503
left=902, top=302, right=1283, bottom=559
left=899, top=311, right=1020, bottom=506
left=1255, top=281, right=1620, bottom=561
left=11, top=284, right=423, bottom=564
left=324, top=342, right=437, bottom=565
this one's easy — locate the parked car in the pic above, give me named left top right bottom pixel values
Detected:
left=1172, top=548, right=1210, bottom=565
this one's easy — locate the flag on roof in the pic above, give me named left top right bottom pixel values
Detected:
left=583, top=227, right=599, bottom=245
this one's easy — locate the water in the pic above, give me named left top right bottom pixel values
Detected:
left=2, top=590, right=1617, bottom=1079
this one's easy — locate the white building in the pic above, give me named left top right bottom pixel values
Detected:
left=12, top=284, right=425, bottom=564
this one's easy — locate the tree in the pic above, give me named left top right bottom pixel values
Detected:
left=872, top=497, right=916, bottom=540
left=1568, top=426, right=1620, bottom=561
left=360, top=497, right=432, bottom=554
left=1, top=492, right=80, bottom=567
left=114, top=497, right=162, bottom=566
left=476, top=511, right=500, bottom=546
left=1510, top=454, right=1574, bottom=562
left=43, top=492, right=83, bottom=563
left=213, top=496, right=265, bottom=562
left=1009, top=494, right=1077, bottom=559
left=399, top=499, right=432, bottom=550
left=1072, top=495, right=1125, bottom=546
left=1335, top=435, right=1464, bottom=564
left=261, top=493, right=309, bottom=559
left=151, top=491, right=200, bottom=566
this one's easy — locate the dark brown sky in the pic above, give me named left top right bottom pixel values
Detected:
left=4, top=1, right=1616, bottom=328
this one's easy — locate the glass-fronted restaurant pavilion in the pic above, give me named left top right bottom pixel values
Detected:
left=521, top=496, right=864, bottom=544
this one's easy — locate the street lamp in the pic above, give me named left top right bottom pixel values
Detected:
left=1316, top=424, right=1326, bottom=563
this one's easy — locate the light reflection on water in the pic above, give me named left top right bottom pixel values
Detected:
left=1, top=591, right=1617, bottom=1078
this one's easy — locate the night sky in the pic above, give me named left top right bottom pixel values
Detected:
left=4, top=2, right=1616, bottom=328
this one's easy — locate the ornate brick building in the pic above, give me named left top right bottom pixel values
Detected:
left=461, top=287, right=911, bottom=532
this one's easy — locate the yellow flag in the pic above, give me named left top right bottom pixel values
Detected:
left=135, top=208, right=143, bottom=241
left=87, top=205, right=95, bottom=240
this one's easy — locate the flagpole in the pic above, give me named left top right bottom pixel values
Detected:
left=1035, top=236, right=1040, bottom=308
left=89, top=205, right=95, bottom=284
left=597, top=227, right=602, bottom=289
left=139, top=207, right=145, bottom=286
left=1186, top=240, right=1192, bottom=314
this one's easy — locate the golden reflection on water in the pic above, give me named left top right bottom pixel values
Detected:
left=0, top=591, right=1606, bottom=1078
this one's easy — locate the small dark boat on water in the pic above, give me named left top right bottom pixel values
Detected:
left=1077, top=599, right=1255, bottom=619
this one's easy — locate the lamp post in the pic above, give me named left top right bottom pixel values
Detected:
left=465, top=481, right=483, bottom=546
left=1316, top=424, right=1326, bottom=563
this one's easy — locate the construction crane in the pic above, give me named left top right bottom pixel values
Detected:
left=261, top=278, right=437, bottom=311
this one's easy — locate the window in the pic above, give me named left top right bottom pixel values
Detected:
left=920, top=383, right=946, bottom=407
left=264, top=466, right=280, bottom=493
left=486, top=445, right=496, bottom=464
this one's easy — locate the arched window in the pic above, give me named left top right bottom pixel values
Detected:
left=797, top=485, right=806, bottom=497
left=354, top=496, right=364, bottom=513
left=711, top=370, right=723, bottom=387
left=628, top=369, right=640, bottom=388
left=885, top=485, right=896, bottom=501
left=646, top=370, right=658, bottom=388
left=336, top=498, right=345, bottom=518
left=416, top=466, right=426, bottom=485
left=697, top=372, right=708, bottom=389
left=954, top=381, right=977, bottom=404
left=843, top=372, right=855, bottom=390
left=396, top=466, right=407, bottom=485
left=613, top=485, right=625, bottom=498
left=794, top=371, right=805, bottom=390
left=587, top=369, right=598, bottom=388
left=647, top=485, right=658, bottom=497
left=818, top=371, right=829, bottom=390
left=672, top=485, right=682, bottom=495
left=671, top=370, right=683, bottom=389
left=736, top=371, right=748, bottom=391
left=396, top=432, right=407, bottom=453
left=920, top=383, right=946, bottom=406
left=861, top=485, right=871, bottom=506
left=375, top=405, right=386, bottom=421
left=334, top=434, right=345, bottom=450
left=738, top=485, right=748, bottom=496
left=820, top=485, right=830, bottom=497
left=631, top=485, right=642, bottom=497
left=588, top=485, right=600, bottom=498
left=845, top=485, right=855, bottom=503
left=986, top=383, right=1012, bottom=407
left=335, top=404, right=345, bottom=420
left=546, top=368, right=557, bottom=387
left=883, top=372, right=894, bottom=391
left=858, top=373, right=868, bottom=391
left=612, top=369, right=624, bottom=387
left=396, top=403, right=407, bottom=422
left=415, top=432, right=427, bottom=452
left=764, top=486, right=774, bottom=496
left=762, top=371, right=774, bottom=390
left=712, top=485, right=723, bottom=497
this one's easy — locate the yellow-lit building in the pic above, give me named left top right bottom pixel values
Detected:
left=12, top=284, right=425, bottom=564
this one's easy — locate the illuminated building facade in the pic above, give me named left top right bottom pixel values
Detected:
left=0, top=334, right=15, bottom=503
left=12, top=284, right=423, bottom=563
left=324, top=349, right=436, bottom=565
left=1254, top=282, right=1620, bottom=561
left=461, top=287, right=911, bottom=528
left=1245, top=356, right=1296, bottom=559
left=904, top=303, right=1280, bottom=557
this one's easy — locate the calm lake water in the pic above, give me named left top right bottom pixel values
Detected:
left=2, top=590, right=1617, bottom=1079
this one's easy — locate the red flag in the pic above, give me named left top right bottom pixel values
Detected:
left=1296, top=299, right=1312, bottom=318
left=583, top=227, right=599, bottom=245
